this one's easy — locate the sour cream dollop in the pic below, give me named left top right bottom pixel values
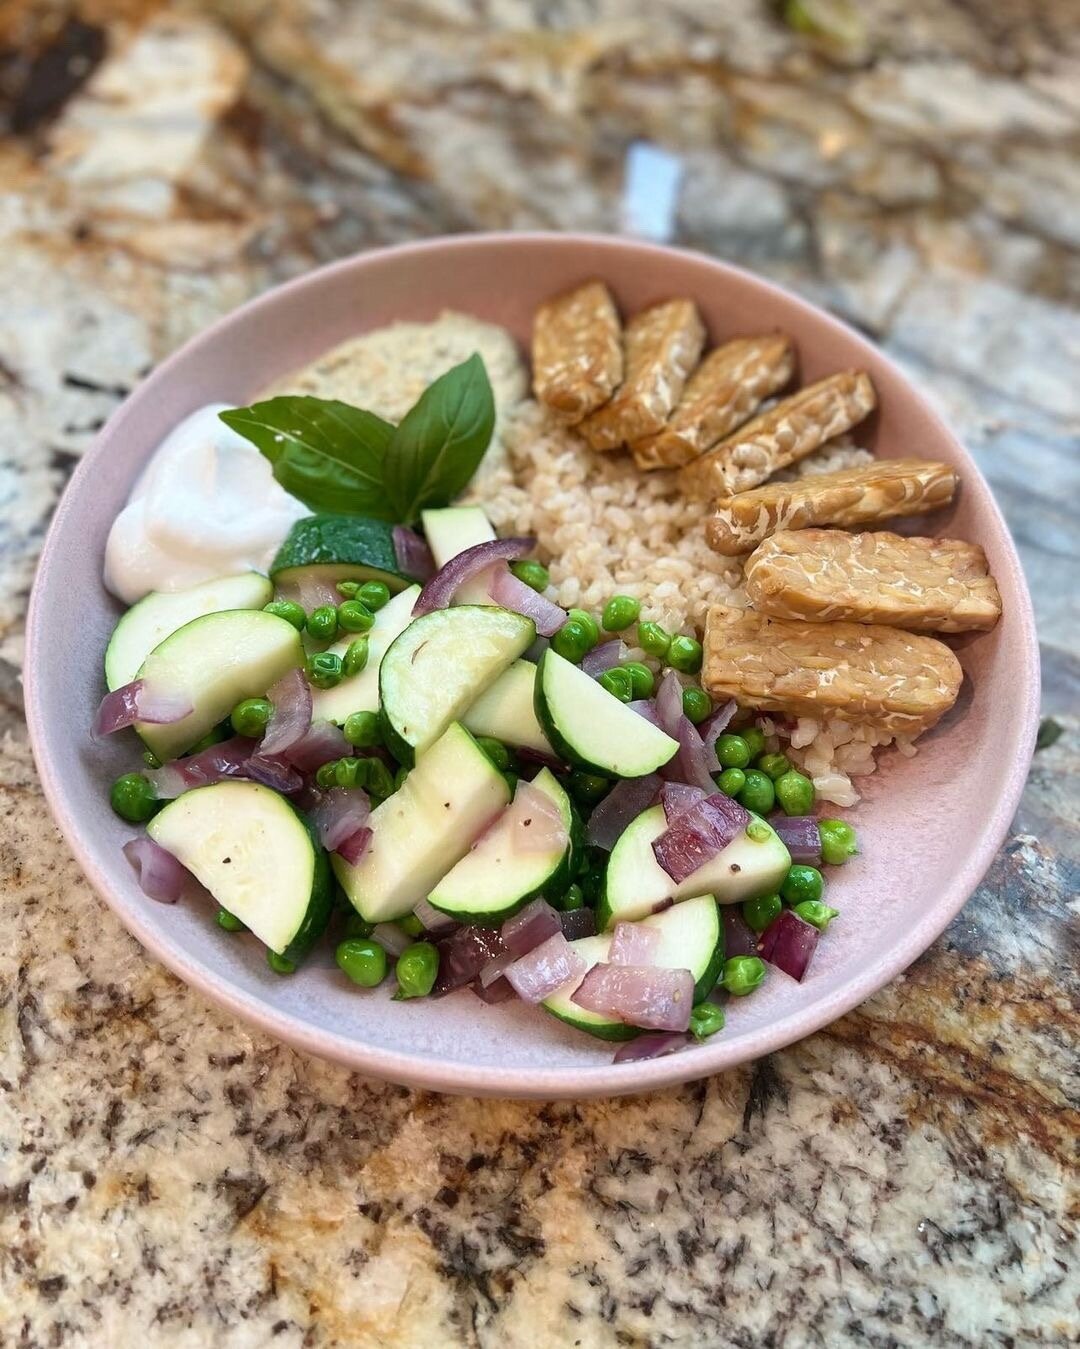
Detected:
left=104, top=404, right=309, bottom=604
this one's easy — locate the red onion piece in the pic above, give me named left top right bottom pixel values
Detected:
left=473, top=976, right=515, bottom=1004
left=94, top=680, right=192, bottom=736
left=433, top=925, right=505, bottom=995
left=609, top=921, right=662, bottom=966
left=612, top=1031, right=690, bottom=1063
left=147, top=735, right=255, bottom=798
left=655, top=670, right=685, bottom=738
left=509, top=781, right=568, bottom=855
left=285, top=720, right=350, bottom=772
left=560, top=908, right=596, bottom=941
left=243, top=754, right=304, bottom=795
left=501, top=897, right=562, bottom=959
left=393, top=524, right=435, bottom=581
left=584, top=773, right=662, bottom=851
left=758, top=909, right=819, bottom=981
left=652, top=792, right=751, bottom=884
left=372, top=922, right=411, bottom=957
left=699, top=699, right=738, bottom=770
left=504, top=932, right=587, bottom=1004
left=489, top=565, right=566, bottom=637
left=414, top=537, right=536, bottom=616
left=669, top=715, right=721, bottom=792
left=627, top=699, right=661, bottom=727
left=413, top=897, right=458, bottom=937
left=335, top=826, right=372, bottom=865
left=723, top=907, right=759, bottom=959
left=581, top=639, right=629, bottom=678
left=122, top=837, right=192, bottom=904
left=660, top=781, right=707, bottom=824
left=260, top=667, right=312, bottom=757
left=770, top=815, right=822, bottom=865
left=571, top=963, right=695, bottom=1031
left=308, top=786, right=371, bottom=852
left=478, top=949, right=515, bottom=988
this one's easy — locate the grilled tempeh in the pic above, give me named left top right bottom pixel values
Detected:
left=706, top=458, right=957, bottom=555
left=679, top=370, right=877, bottom=499
left=702, top=604, right=962, bottom=736
left=532, top=280, right=624, bottom=424
left=579, top=299, right=705, bottom=450
left=630, top=334, right=795, bottom=471
left=745, top=530, right=1002, bottom=633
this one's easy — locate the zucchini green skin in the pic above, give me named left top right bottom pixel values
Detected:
left=270, top=514, right=410, bottom=591
left=532, top=649, right=609, bottom=774
left=281, top=812, right=335, bottom=964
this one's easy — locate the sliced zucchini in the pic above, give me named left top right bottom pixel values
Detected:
left=379, top=606, right=535, bottom=765
left=310, top=584, right=420, bottom=725
left=462, top=659, right=553, bottom=757
left=542, top=895, right=724, bottom=1041
left=597, top=803, right=791, bottom=930
left=270, top=514, right=410, bottom=592
left=534, top=648, right=678, bottom=778
left=333, top=722, right=510, bottom=923
left=105, top=572, right=273, bottom=691
left=421, top=506, right=496, bottom=604
left=135, top=609, right=304, bottom=761
left=148, top=780, right=332, bottom=959
left=427, top=768, right=575, bottom=925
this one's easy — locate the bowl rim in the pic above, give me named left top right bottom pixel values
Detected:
left=24, top=231, right=1040, bottom=1098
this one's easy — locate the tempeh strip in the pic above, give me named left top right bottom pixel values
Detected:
left=702, top=604, right=962, bottom=737
left=532, top=281, right=623, bottom=424
left=679, top=370, right=877, bottom=498
left=631, top=334, right=795, bottom=471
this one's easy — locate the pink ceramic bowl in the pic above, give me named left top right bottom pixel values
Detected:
left=25, top=234, right=1039, bottom=1098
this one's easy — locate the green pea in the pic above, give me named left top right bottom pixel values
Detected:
left=354, top=757, right=395, bottom=800
left=742, top=893, right=782, bottom=933
left=637, top=621, right=671, bottom=660
left=757, top=752, right=791, bottom=781
left=142, top=750, right=162, bottom=769
left=689, top=1002, right=725, bottom=1041
left=315, top=761, right=339, bottom=789
left=509, top=559, right=550, bottom=593
left=598, top=667, right=634, bottom=703
left=264, top=599, right=306, bottom=631
left=745, top=819, right=772, bottom=843
left=306, top=605, right=339, bottom=642
left=357, top=581, right=391, bottom=612
left=568, top=770, right=610, bottom=805
left=722, top=955, right=767, bottom=997
left=715, top=734, right=751, bottom=769
left=342, top=637, right=370, bottom=677
left=341, top=912, right=374, bottom=939
left=307, top=651, right=344, bottom=689
left=568, top=609, right=600, bottom=647
left=334, top=757, right=362, bottom=789
left=793, top=900, right=839, bottom=932
left=819, top=819, right=859, bottom=866
left=781, top=864, right=824, bottom=906
left=551, top=618, right=594, bottom=664
left=503, top=770, right=519, bottom=797
left=216, top=907, right=246, bottom=933
left=681, top=686, right=711, bottom=723
left=738, top=769, right=775, bottom=815
left=667, top=634, right=703, bottom=675
left=741, top=726, right=766, bottom=761
left=336, top=938, right=387, bottom=987
left=393, top=941, right=439, bottom=999
left=267, top=951, right=297, bottom=975
left=335, top=580, right=361, bottom=598
left=230, top=697, right=272, bottom=738
left=715, top=768, right=745, bottom=798
left=775, top=769, right=815, bottom=817
left=560, top=884, right=585, bottom=912
left=337, top=600, right=374, bottom=633
left=343, top=710, right=382, bottom=749
left=623, top=661, right=655, bottom=700
left=109, top=772, right=158, bottom=823
left=398, top=914, right=425, bottom=938
left=393, top=766, right=409, bottom=792
left=602, top=594, right=641, bottom=632
left=474, top=736, right=512, bottom=771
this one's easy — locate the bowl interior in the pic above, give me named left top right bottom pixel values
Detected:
left=26, top=235, right=1038, bottom=1096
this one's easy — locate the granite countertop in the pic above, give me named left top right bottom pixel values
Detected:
left=1, top=2, right=1077, bottom=1345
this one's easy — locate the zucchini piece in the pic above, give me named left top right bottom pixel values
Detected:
left=421, top=505, right=496, bottom=604
left=105, top=572, right=273, bottom=691
left=310, top=584, right=420, bottom=725
left=597, top=803, right=791, bottom=930
left=379, top=606, right=535, bottom=766
left=542, top=895, right=724, bottom=1041
left=134, top=609, right=304, bottom=761
left=534, top=648, right=678, bottom=778
left=270, top=514, right=410, bottom=592
left=333, top=722, right=510, bottom=923
left=461, top=659, right=553, bottom=757
left=148, top=781, right=332, bottom=960
left=427, top=768, right=575, bottom=925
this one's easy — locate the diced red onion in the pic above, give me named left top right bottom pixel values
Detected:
left=612, top=1031, right=690, bottom=1063
left=758, top=909, right=819, bottom=981
left=501, top=897, right=562, bottom=959
left=260, top=667, right=312, bottom=757
left=278, top=574, right=339, bottom=611
left=770, top=815, right=822, bottom=865
left=655, top=670, right=685, bottom=738
left=413, top=537, right=536, bottom=616
left=489, top=564, right=566, bottom=637
left=308, top=786, right=371, bottom=852
left=669, top=715, right=721, bottom=792
left=504, top=932, right=587, bottom=1003
left=393, top=524, right=435, bottom=581
left=243, top=754, right=304, bottom=795
left=473, top=976, right=515, bottom=1004
left=478, top=949, right=515, bottom=989
left=582, top=639, right=628, bottom=678
left=122, top=837, right=192, bottom=904
left=584, top=773, right=662, bottom=850
left=335, top=826, right=372, bottom=865
left=723, top=907, right=759, bottom=958
left=413, top=897, right=457, bottom=937
left=433, top=925, right=505, bottom=995
left=660, top=781, right=707, bottom=824
left=560, top=908, right=596, bottom=941
left=571, top=963, right=695, bottom=1032
left=652, top=792, right=751, bottom=884
left=93, top=680, right=192, bottom=737
left=627, top=699, right=661, bottom=727
left=509, top=781, right=568, bottom=855
left=284, top=720, right=350, bottom=772
left=372, top=922, right=411, bottom=957
left=699, top=699, right=738, bottom=771
left=609, top=921, right=661, bottom=966
left=147, top=735, right=255, bottom=798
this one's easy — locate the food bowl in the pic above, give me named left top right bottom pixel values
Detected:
left=24, top=233, right=1039, bottom=1097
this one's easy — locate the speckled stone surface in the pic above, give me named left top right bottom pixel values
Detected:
left=1, top=3, right=1077, bottom=1345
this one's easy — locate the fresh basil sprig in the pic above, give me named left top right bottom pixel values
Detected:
left=219, top=354, right=495, bottom=523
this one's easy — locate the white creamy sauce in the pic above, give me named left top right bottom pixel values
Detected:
left=104, top=404, right=309, bottom=604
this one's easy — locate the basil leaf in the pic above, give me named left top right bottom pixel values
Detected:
left=220, top=397, right=397, bottom=519
left=381, top=354, right=495, bottom=522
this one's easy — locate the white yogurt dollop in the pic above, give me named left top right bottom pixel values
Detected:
left=104, top=403, right=309, bottom=604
